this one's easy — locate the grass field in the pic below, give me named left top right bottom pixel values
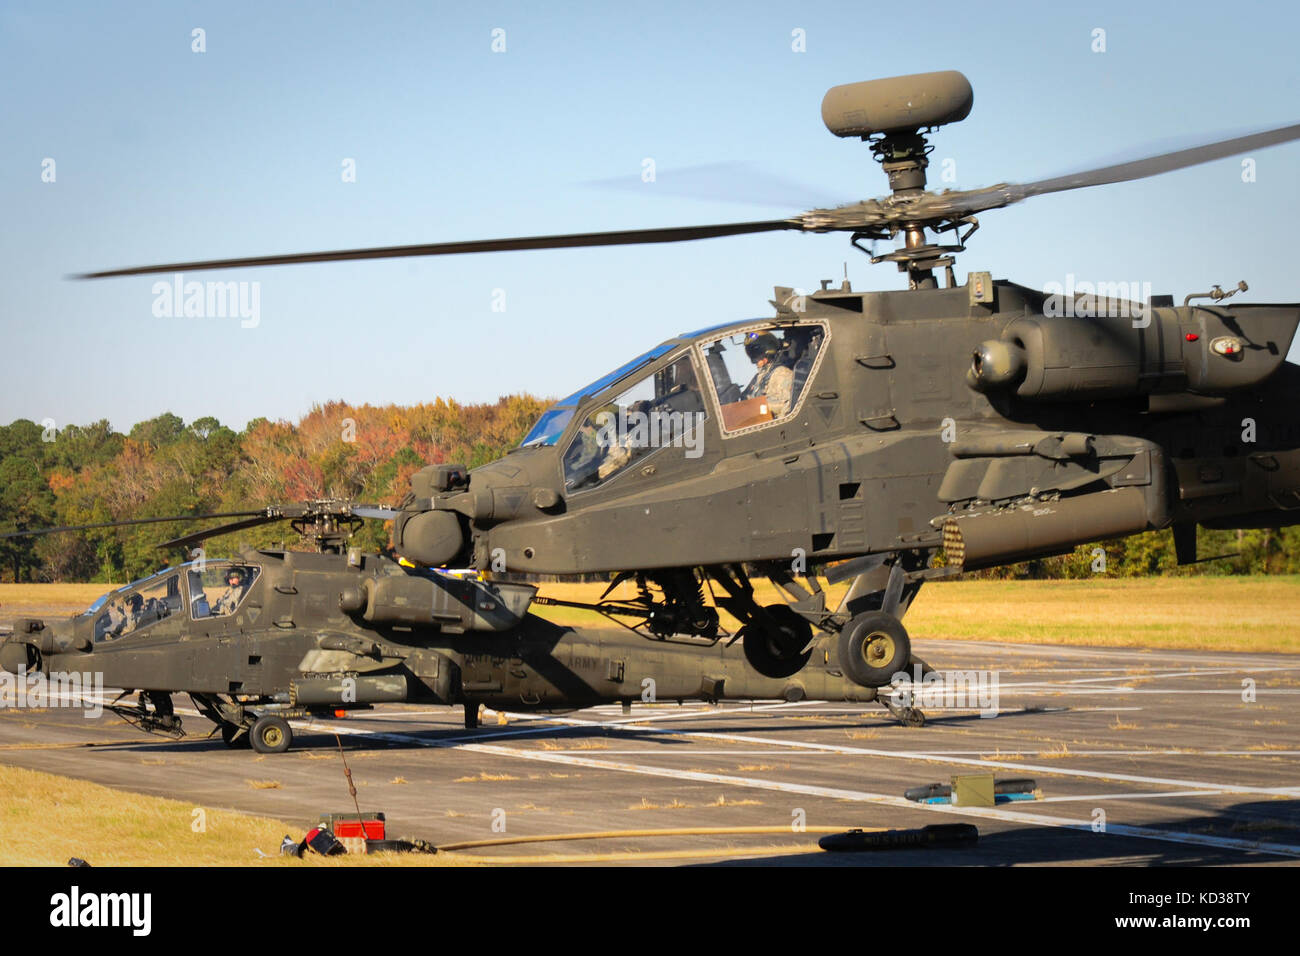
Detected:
left=0, top=764, right=453, bottom=866
left=3, top=576, right=1297, bottom=653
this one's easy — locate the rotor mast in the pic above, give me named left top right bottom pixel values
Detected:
left=874, top=130, right=939, bottom=289
left=821, top=71, right=974, bottom=290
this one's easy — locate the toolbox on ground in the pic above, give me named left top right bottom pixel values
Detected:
left=319, top=811, right=386, bottom=852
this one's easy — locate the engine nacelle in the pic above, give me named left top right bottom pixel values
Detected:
left=968, top=305, right=1299, bottom=401
left=338, top=573, right=535, bottom=632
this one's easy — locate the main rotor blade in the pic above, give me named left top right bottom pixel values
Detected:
left=1019, top=122, right=1300, bottom=198
left=154, top=501, right=397, bottom=550
left=156, top=514, right=285, bottom=551
left=0, top=511, right=268, bottom=541
left=351, top=506, right=401, bottom=520
left=77, top=220, right=798, bottom=278
left=906, top=121, right=1300, bottom=222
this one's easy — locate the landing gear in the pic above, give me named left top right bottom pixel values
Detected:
left=740, top=604, right=813, bottom=679
left=838, top=610, right=911, bottom=688
left=107, top=691, right=185, bottom=738
left=882, top=692, right=927, bottom=727
left=220, top=723, right=249, bottom=748
left=250, top=714, right=292, bottom=754
left=464, top=703, right=480, bottom=729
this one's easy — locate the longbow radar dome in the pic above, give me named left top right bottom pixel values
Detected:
left=821, top=70, right=974, bottom=137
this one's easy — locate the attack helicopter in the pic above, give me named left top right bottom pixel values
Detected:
left=0, top=503, right=894, bottom=754
left=6, top=70, right=1300, bottom=729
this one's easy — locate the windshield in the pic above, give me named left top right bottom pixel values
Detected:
left=84, top=567, right=176, bottom=615
left=519, top=343, right=676, bottom=447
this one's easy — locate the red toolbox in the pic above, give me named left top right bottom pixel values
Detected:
left=319, top=811, right=386, bottom=849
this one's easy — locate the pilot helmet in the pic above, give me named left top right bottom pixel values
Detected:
left=226, top=567, right=246, bottom=587
left=744, top=332, right=781, bottom=362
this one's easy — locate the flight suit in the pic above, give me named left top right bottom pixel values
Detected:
left=744, top=362, right=795, bottom=417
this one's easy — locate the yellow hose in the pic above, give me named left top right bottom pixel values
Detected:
left=436, top=825, right=880, bottom=863
left=449, top=843, right=825, bottom=864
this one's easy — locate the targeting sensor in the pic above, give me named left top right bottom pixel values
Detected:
left=822, top=71, right=974, bottom=138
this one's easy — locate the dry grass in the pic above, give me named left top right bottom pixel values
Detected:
left=1108, top=716, right=1140, bottom=731
left=453, top=771, right=520, bottom=782
left=707, top=794, right=762, bottom=807
left=1036, top=743, right=1074, bottom=759
left=844, top=729, right=881, bottom=741
left=529, top=576, right=1300, bottom=653
left=0, top=763, right=457, bottom=866
left=537, top=737, right=609, bottom=751
left=246, top=779, right=282, bottom=790
left=0, top=582, right=123, bottom=616
left=627, top=797, right=692, bottom=811
left=982, top=751, right=1025, bottom=762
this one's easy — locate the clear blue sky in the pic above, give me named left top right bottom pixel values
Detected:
left=3, top=0, right=1299, bottom=432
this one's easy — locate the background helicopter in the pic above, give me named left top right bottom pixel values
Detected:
left=0, top=502, right=897, bottom=754
left=62, top=71, right=1300, bottom=690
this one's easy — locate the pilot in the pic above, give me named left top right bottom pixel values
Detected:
left=596, top=399, right=651, bottom=480
left=104, top=599, right=129, bottom=637
left=212, top=568, right=249, bottom=616
left=118, top=593, right=144, bottom=635
left=741, top=332, right=794, bottom=417
left=564, top=418, right=604, bottom=489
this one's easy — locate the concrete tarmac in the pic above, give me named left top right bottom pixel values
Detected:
left=2, top=638, right=1298, bottom=866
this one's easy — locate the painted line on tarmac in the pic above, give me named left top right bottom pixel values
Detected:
left=1034, top=790, right=1220, bottom=803
left=482, top=710, right=1300, bottom=797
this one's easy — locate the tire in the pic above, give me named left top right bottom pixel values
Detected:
left=838, top=611, right=911, bottom=688
left=250, top=715, right=292, bottom=754
left=741, top=604, right=813, bottom=679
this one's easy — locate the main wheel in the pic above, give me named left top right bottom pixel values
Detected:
left=741, top=604, right=813, bottom=679
left=249, top=715, right=292, bottom=754
left=838, top=611, right=911, bottom=688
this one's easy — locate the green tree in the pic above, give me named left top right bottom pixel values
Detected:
left=0, top=455, right=56, bottom=581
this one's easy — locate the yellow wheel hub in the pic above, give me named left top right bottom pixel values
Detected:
left=861, top=632, right=895, bottom=669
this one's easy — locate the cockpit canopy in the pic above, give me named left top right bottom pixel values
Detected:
left=519, top=343, right=676, bottom=448
left=519, top=318, right=829, bottom=491
left=88, top=560, right=262, bottom=643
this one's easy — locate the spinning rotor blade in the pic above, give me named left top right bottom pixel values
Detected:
left=1019, top=122, right=1300, bottom=199
left=871, top=120, right=1300, bottom=225
left=0, top=511, right=267, bottom=541
left=77, top=220, right=798, bottom=278
left=76, top=121, right=1300, bottom=279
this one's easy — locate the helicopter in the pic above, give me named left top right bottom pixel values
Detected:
left=0, top=504, right=896, bottom=754
left=9, top=69, right=1300, bottom=712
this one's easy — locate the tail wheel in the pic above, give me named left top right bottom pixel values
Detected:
left=838, top=611, right=911, bottom=688
left=741, top=604, right=813, bottom=679
left=249, top=715, right=292, bottom=754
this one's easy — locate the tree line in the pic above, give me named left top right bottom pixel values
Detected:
left=0, top=398, right=544, bottom=583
